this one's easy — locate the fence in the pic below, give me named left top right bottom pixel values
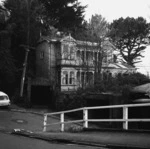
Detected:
left=43, top=103, right=150, bottom=132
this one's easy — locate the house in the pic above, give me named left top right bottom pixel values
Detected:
left=26, top=34, right=136, bottom=105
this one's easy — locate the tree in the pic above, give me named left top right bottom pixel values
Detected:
left=74, top=14, right=111, bottom=88
left=87, top=14, right=110, bottom=84
left=2, top=0, right=86, bottom=97
left=3, top=0, right=44, bottom=47
left=3, top=0, right=46, bottom=96
left=39, top=0, right=86, bottom=33
left=0, top=6, right=16, bottom=95
left=88, top=14, right=109, bottom=40
left=109, top=17, right=150, bottom=66
left=74, top=14, right=109, bottom=41
left=3, top=0, right=86, bottom=68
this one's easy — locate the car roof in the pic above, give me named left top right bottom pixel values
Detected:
left=133, top=98, right=150, bottom=103
left=0, top=91, right=8, bottom=96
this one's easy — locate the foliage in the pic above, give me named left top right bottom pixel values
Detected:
left=88, top=14, right=109, bottom=40
left=74, top=14, right=110, bottom=87
left=74, top=14, right=109, bottom=41
left=0, top=6, right=16, bottom=95
left=2, top=0, right=86, bottom=77
left=55, top=92, right=87, bottom=111
left=4, top=0, right=43, bottom=46
left=67, top=125, right=83, bottom=133
left=55, top=91, right=87, bottom=118
left=40, top=0, right=86, bottom=33
left=109, top=17, right=150, bottom=66
left=81, top=72, right=150, bottom=95
left=2, top=0, right=46, bottom=86
left=54, top=73, right=150, bottom=112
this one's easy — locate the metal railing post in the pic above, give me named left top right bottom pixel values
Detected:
left=83, top=108, right=88, bottom=128
left=43, top=114, right=47, bottom=132
left=60, top=113, right=64, bottom=132
left=123, top=106, right=128, bottom=130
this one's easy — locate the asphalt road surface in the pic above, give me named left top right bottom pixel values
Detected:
left=0, top=108, right=108, bottom=149
left=0, top=132, right=106, bottom=149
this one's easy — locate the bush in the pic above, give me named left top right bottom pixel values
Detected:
left=55, top=92, right=87, bottom=111
left=54, top=72, right=150, bottom=113
left=100, top=72, right=150, bottom=94
left=76, top=72, right=150, bottom=95
left=55, top=91, right=87, bottom=118
left=67, top=125, right=83, bottom=133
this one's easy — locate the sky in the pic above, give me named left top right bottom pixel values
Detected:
left=79, top=0, right=150, bottom=23
left=79, top=0, right=150, bottom=76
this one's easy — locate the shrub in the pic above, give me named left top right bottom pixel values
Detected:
left=76, top=72, right=150, bottom=95
left=55, top=91, right=87, bottom=118
left=55, top=72, right=150, bottom=112
left=55, top=92, right=87, bottom=110
left=67, top=125, right=83, bottom=133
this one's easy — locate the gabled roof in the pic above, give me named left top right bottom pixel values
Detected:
left=121, top=63, right=136, bottom=69
left=38, top=35, right=116, bottom=50
left=38, top=36, right=61, bottom=43
left=60, top=35, right=76, bottom=43
left=38, top=35, right=76, bottom=44
left=102, top=38, right=116, bottom=49
left=105, top=63, right=136, bottom=70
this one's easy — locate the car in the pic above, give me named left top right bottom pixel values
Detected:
left=0, top=91, right=11, bottom=107
left=132, top=98, right=150, bottom=103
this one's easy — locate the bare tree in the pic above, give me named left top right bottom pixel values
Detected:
left=87, top=14, right=110, bottom=84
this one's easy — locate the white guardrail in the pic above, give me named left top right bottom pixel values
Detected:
left=43, top=103, right=150, bottom=132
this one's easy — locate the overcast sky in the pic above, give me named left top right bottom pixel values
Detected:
left=79, top=0, right=150, bottom=23
left=79, top=0, right=150, bottom=76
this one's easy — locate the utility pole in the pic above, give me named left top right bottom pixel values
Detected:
left=20, top=45, right=35, bottom=98
left=20, top=0, right=32, bottom=98
left=20, top=47, right=30, bottom=97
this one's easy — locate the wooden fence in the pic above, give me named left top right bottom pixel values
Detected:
left=43, top=103, right=150, bottom=132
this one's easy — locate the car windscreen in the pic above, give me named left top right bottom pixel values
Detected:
left=0, top=96, right=8, bottom=100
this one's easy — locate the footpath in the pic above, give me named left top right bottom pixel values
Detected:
left=9, top=104, right=150, bottom=149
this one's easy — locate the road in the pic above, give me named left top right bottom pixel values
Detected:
left=0, top=108, right=79, bottom=132
left=0, top=132, right=105, bottom=149
left=0, top=108, right=107, bottom=149
left=2, top=107, right=150, bottom=149
left=0, top=108, right=44, bottom=131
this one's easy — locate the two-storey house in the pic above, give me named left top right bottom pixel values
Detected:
left=27, top=34, right=136, bottom=105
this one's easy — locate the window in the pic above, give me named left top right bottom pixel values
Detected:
left=70, top=46, right=75, bottom=59
left=62, top=71, right=68, bottom=84
left=63, top=45, right=69, bottom=59
left=103, top=54, right=107, bottom=63
left=81, top=51, right=84, bottom=61
left=69, top=71, right=75, bottom=84
left=40, top=51, right=44, bottom=59
left=62, top=71, right=75, bottom=85
left=63, top=44, right=75, bottom=60
left=0, top=96, right=8, bottom=100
